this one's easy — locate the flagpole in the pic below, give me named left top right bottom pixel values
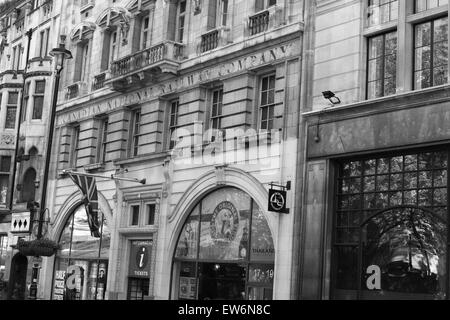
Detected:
left=62, top=170, right=146, bottom=185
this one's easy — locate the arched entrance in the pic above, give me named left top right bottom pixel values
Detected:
left=171, top=187, right=275, bottom=300
left=7, top=253, right=28, bottom=300
left=360, top=206, right=447, bottom=299
left=51, top=205, right=110, bottom=300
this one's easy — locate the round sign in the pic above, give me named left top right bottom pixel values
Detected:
left=135, top=246, right=149, bottom=270
left=269, top=191, right=285, bottom=211
left=210, top=201, right=239, bottom=241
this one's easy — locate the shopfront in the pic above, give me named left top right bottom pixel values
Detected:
left=333, top=148, right=449, bottom=300
left=51, top=205, right=110, bottom=300
left=171, top=187, right=275, bottom=300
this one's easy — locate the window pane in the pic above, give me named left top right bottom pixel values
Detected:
left=33, top=97, right=44, bottom=119
left=131, top=206, right=139, bottom=226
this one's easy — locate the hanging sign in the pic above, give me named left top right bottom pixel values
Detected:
left=129, top=240, right=153, bottom=278
left=268, top=188, right=289, bottom=214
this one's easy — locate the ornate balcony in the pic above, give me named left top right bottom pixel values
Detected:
left=108, top=41, right=185, bottom=91
left=199, top=27, right=231, bottom=54
left=65, top=81, right=88, bottom=100
left=248, top=6, right=284, bottom=36
left=92, top=72, right=107, bottom=91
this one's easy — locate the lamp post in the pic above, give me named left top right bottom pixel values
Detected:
left=28, top=41, right=72, bottom=300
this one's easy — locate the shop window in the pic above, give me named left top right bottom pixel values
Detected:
left=173, top=187, right=275, bottom=300
left=52, top=205, right=110, bottom=300
left=0, top=235, right=8, bottom=288
left=415, top=0, right=448, bottom=12
left=127, top=240, right=153, bottom=299
left=367, top=0, right=398, bottom=26
left=259, top=74, right=276, bottom=131
left=127, top=278, right=149, bottom=300
left=333, top=149, right=449, bottom=299
left=32, top=80, right=45, bottom=119
left=130, top=108, right=141, bottom=157
left=414, top=17, right=448, bottom=90
left=5, top=92, right=18, bottom=129
left=367, top=31, right=397, bottom=99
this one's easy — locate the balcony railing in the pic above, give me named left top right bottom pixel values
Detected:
left=66, top=83, right=79, bottom=100
left=110, top=41, right=184, bottom=78
left=249, top=10, right=270, bottom=36
left=92, top=72, right=106, bottom=91
left=200, top=29, right=219, bottom=53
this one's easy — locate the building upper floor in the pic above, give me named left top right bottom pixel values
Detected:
left=311, top=0, right=450, bottom=111
left=54, top=0, right=305, bottom=103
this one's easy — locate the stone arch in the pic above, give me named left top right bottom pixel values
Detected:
left=50, top=190, right=113, bottom=242
left=167, top=167, right=277, bottom=261
left=28, top=146, right=38, bottom=156
left=69, top=21, right=97, bottom=41
left=95, top=7, right=132, bottom=27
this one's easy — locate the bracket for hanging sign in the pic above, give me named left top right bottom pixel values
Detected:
left=268, top=181, right=291, bottom=214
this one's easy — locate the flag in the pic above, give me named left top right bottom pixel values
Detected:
left=67, top=172, right=101, bottom=238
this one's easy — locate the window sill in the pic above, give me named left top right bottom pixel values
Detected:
left=406, top=6, right=449, bottom=24
left=114, top=151, right=168, bottom=166
left=363, top=21, right=397, bottom=37
left=84, top=162, right=105, bottom=172
left=118, top=227, right=158, bottom=236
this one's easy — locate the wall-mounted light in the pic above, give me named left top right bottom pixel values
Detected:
left=322, top=90, right=341, bottom=105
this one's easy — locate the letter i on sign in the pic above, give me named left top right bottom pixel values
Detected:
left=139, top=248, right=146, bottom=268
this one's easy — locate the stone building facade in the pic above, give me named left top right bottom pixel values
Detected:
left=32, top=0, right=307, bottom=300
left=0, top=0, right=62, bottom=300
left=302, top=0, right=450, bottom=300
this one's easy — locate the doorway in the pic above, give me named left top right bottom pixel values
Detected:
left=8, top=253, right=28, bottom=300
left=198, top=263, right=246, bottom=300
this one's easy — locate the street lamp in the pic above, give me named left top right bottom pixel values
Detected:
left=28, top=40, right=72, bottom=300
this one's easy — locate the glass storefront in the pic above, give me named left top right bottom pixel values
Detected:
left=52, top=205, right=110, bottom=300
left=333, top=149, right=449, bottom=299
left=172, top=187, right=275, bottom=300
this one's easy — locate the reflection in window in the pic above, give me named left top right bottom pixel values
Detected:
left=334, top=150, right=449, bottom=299
left=52, top=205, right=110, bottom=300
left=367, top=31, right=397, bottom=99
left=415, top=0, right=448, bottom=12
left=414, top=17, right=448, bottom=90
left=368, top=0, right=398, bottom=26
left=173, top=188, right=275, bottom=300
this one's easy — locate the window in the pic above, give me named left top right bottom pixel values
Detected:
left=367, top=31, right=397, bottom=99
left=39, top=28, right=50, bottom=57
left=415, top=0, right=448, bottom=12
left=169, top=100, right=179, bottom=149
left=0, top=156, right=11, bottom=206
left=146, top=204, right=156, bottom=226
left=32, top=80, right=45, bottom=119
left=0, top=235, right=8, bottom=281
left=12, top=45, right=22, bottom=70
left=5, top=92, right=18, bottom=129
left=255, top=0, right=276, bottom=11
left=259, top=74, right=275, bottom=131
left=81, top=42, right=90, bottom=83
left=130, top=109, right=141, bottom=157
left=71, top=126, right=80, bottom=168
left=141, top=17, right=150, bottom=50
left=97, top=118, right=108, bottom=163
left=333, top=150, right=449, bottom=299
left=177, top=0, right=187, bottom=43
left=210, top=88, right=224, bottom=142
left=414, top=17, right=448, bottom=90
left=367, top=0, right=398, bottom=26
left=219, top=0, right=229, bottom=26
left=22, top=82, right=30, bottom=123
left=110, top=31, right=118, bottom=63
left=131, top=205, right=140, bottom=226
left=127, top=278, right=149, bottom=300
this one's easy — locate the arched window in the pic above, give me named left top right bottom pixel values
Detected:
left=28, top=146, right=38, bottom=157
left=52, top=205, right=110, bottom=300
left=21, top=167, right=36, bottom=203
left=172, top=187, right=274, bottom=300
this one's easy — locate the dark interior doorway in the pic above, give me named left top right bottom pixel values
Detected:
left=8, top=253, right=28, bottom=300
